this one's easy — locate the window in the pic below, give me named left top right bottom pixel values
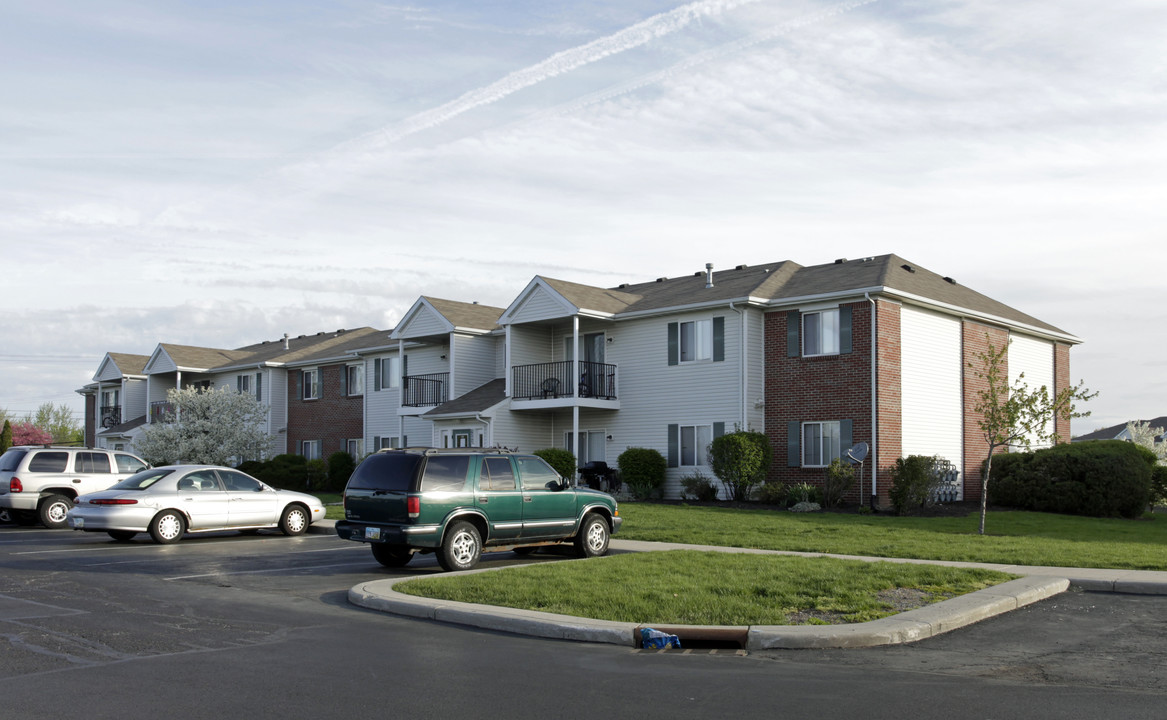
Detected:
left=566, top=431, right=606, bottom=465
left=218, top=470, right=261, bottom=492
left=680, top=319, right=712, bottom=362
left=375, top=357, right=401, bottom=391
left=115, top=454, right=147, bottom=473
left=75, top=452, right=112, bottom=473
left=420, top=456, right=470, bottom=492
left=28, top=452, right=68, bottom=473
left=347, top=438, right=364, bottom=458
left=802, top=309, right=840, bottom=356
left=237, top=374, right=251, bottom=394
left=481, top=457, right=517, bottom=491
left=302, top=369, right=320, bottom=400
left=236, top=373, right=263, bottom=402
left=301, top=439, right=322, bottom=460
left=345, top=365, right=364, bottom=396
left=679, top=425, right=712, bottom=467
left=802, top=421, right=841, bottom=467
left=517, top=455, right=562, bottom=490
left=373, top=436, right=400, bottom=451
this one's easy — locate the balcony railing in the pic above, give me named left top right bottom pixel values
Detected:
left=402, top=372, right=449, bottom=407
left=99, top=405, right=121, bottom=428
left=512, top=361, right=616, bottom=401
left=150, top=401, right=174, bottom=424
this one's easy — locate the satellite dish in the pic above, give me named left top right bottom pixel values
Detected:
left=845, top=442, right=869, bottom=464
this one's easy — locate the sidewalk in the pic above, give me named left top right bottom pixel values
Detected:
left=334, top=528, right=1167, bottom=650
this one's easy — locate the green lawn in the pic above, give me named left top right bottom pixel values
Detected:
left=617, top=502, right=1167, bottom=570
left=396, top=550, right=1015, bottom=625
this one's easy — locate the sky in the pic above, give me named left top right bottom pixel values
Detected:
left=1, top=0, right=1164, bottom=436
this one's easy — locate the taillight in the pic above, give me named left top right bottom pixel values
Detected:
left=10, top=477, right=22, bottom=493
left=407, top=496, right=420, bottom=519
left=89, top=498, right=138, bottom=505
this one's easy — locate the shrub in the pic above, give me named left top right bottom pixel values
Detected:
left=888, top=455, right=943, bottom=515
left=617, top=447, right=666, bottom=500
left=326, top=451, right=357, bottom=492
left=784, top=481, right=821, bottom=508
left=679, top=471, right=719, bottom=502
left=822, top=458, right=856, bottom=508
left=1152, top=465, right=1167, bottom=512
left=533, top=448, right=577, bottom=480
left=754, top=482, right=787, bottom=506
left=306, top=459, right=327, bottom=490
left=248, top=453, right=309, bottom=489
left=708, top=431, right=773, bottom=502
left=988, top=440, right=1152, bottom=519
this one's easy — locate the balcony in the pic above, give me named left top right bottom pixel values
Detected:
left=99, top=405, right=121, bottom=429
left=511, top=361, right=617, bottom=402
left=402, top=372, right=449, bottom=407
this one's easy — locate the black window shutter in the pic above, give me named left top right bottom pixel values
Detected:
left=256, top=373, right=262, bottom=403
left=374, top=359, right=382, bottom=392
left=787, top=310, right=801, bottom=357
left=236, top=375, right=242, bottom=392
left=340, top=366, right=347, bottom=396
left=667, top=424, right=679, bottom=468
left=840, top=419, right=853, bottom=459
left=712, top=316, right=725, bottom=362
left=840, top=306, right=853, bottom=355
left=667, top=323, right=679, bottom=366
left=298, top=371, right=304, bottom=400
left=713, top=421, right=725, bottom=438
left=787, top=421, right=801, bottom=467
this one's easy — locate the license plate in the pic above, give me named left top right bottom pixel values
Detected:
left=74, top=517, right=85, bottom=529
left=364, top=527, right=381, bottom=540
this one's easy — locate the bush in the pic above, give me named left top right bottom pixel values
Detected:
left=246, top=454, right=308, bottom=489
left=708, top=431, right=773, bottom=502
left=988, top=440, right=1153, bottom=519
left=679, top=471, right=719, bottom=501
left=784, top=481, right=822, bottom=508
left=617, top=447, right=666, bottom=500
left=754, top=482, right=787, bottom=506
left=1152, top=465, right=1167, bottom=512
left=533, top=448, right=577, bottom=480
left=326, top=451, right=357, bottom=492
left=306, top=459, right=327, bottom=490
left=822, top=458, right=856, bottom=508
left=888, top=455, right=943, bottom=515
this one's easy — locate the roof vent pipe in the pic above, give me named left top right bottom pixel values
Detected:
left=705, top=263, right=714, bottom=289
left=282, top=333, right=289, bottom=350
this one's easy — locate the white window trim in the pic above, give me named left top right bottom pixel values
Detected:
left=301, top=439, right=322, bottom=460
left=802, top=309, right=840, bottom=358
left=801, top=421, right=841, bottom=468
left=678, top=424, right=713, bottom=467
left=303, top=368, right=320, bottom=400
left=679, top=318, right=713, bottom=363
left=346, top=364, right=365, bottom=396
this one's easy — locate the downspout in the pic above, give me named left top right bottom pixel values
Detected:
left=475, top=413, right=488, bottom=448
left=729, top=301, right=746, bottom=429
left=866, top=293, right=877, bottom=508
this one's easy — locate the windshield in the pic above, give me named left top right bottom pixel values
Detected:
left=111, top=468, right=176, bottom=490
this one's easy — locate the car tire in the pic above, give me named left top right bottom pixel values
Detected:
left=371, top=543, right=414, bottom=568
left=573, top=513, right=610, bottom=559
left=107, top=530, right=137, bottom=542
left=438, top=520, right=481, bottom=572
left=279, top=504, right=309, bottom=536
left=38, top=494, right=73, bottom=529
left=149, top=511, right=186, bottom=544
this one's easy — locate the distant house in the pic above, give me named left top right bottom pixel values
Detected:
left=1073, top=417, right=1167, bottom=444
left=77, top=352, right=150, bottom=449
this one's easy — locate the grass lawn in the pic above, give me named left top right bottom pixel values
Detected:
left=617, top=502, right=1167, bottom=570
left=395, top=550, right=1016, bottom=625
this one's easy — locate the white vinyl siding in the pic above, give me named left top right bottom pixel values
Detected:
left=1009, top=333, right=1056, bottom=449
left=451, top=333, right=500, bottom=398
left=900, top=307, right=963, bottom=492
left=506, top=283, right=575, bottom=324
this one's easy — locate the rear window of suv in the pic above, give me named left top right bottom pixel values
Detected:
left=27, top=452, right=69, bottom=473
left=346, top=452, right=425, bottom=492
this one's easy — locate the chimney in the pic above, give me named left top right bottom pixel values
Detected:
left=705, top=263, right=714, bottom=289
left=282, top=333, right=289, bottom=350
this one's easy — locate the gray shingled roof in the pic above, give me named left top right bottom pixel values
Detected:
left=1072, top=416, right=1167, bottom=442
left=423, top=379, right=506, bottom=418
left=106, top=353, right=149, bottom=375
left=158, top=343, right=253, bottom=370
left=155, top=327, right=386, bottom=372
left=423, top=297, right=505, bottom=332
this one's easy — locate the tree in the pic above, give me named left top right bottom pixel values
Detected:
left=0, top=420, right=12, bottom=454
left=1126, top=421, right=1167, bottom=510
left=969, top=338, right=1096, bottom=534
left=134, top=387, right=271, bottom=466
left=11, top=421, right=53, bottom=446
left=708, top=430, right=773, bottom=501
left=24, top=402, right=83, bottom=444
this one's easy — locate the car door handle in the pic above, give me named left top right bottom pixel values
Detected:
left=524, top=496, right=533, bottom=502
left=477, top=497, right=489, bottom=503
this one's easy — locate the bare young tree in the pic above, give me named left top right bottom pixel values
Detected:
left=969, top=338, right=1096, bottom=535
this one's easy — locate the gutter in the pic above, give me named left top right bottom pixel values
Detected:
left=728, top=301, right=747, bottom=429
left=866, top=292, right=878, bottom=508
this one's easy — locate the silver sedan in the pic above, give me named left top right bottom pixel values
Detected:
left=67, top=465, right=326, bottom=543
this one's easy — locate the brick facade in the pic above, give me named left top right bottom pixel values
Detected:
left=286, top=364, right=364, bottom=461
left=84, top=393, right=96, bottom=447
left=961, top=322, right=1009, bottom=503
left=1054, top=342, right=1071, bottom=442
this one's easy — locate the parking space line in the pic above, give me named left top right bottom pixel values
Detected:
left=166, top=561, right=375, bottom=581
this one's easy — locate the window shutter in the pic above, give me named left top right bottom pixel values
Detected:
left=667, top=424, right=679, bottom=468
left=840, top=306, right=853, bottom=355
left=374, top=359, right=382, bottom=392
left=667, top=323, right=679, bottom=366
left=713, top=422, right=725, bottom=438
left=256, top=373, right=262, bottom=403
left=340, top=366, right=347, bottom=396
left=298, top=371, right=304, bottom=400
left=787, top=421, right=801, bottom=467
left=787, top=311, right=801, bottom=357
left=840, top=419, right=853, bottom=459
left=712, top=316, right=725, bottom=362
left=236, top=376, right=242, bottom=392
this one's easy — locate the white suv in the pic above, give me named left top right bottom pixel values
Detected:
left=0, top=446, right=149, bottom=528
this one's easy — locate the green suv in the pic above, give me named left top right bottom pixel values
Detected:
left=335, top=448, right=622, bottom=571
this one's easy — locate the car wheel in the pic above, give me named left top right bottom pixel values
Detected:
left=107, top=530, right=137, bottom=542
left=371, top=543, right=414, bottom=568
left=149, top=511, right=186, bottom=544
left=574, top=513, right=610, bottom=558
left=512, top=546, right=538, bottom=556
left=438, top=520, right=481, bottom=572
left=38, top=494, right=73, bottom=529
left=279, top=505, right=309, bottom=536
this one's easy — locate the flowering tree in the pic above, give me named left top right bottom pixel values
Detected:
left=969, top=338, right=1096, bottom=535
left=1126, top=421, right=1166, bottom=464
left=134, top=387, right=270, bottom=466
left=11, top=421, right=53, bottom=446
